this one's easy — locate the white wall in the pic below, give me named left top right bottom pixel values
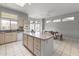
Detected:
left=45, top=12, right=79, bottom=40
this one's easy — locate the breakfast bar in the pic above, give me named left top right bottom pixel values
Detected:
left=23, top=32, right=53, bottom=56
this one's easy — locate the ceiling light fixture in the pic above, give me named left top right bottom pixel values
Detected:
left=16, top=3, right=26, bottom=7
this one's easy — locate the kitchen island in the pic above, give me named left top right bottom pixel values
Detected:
left=23, top=32, right=54, bottom=56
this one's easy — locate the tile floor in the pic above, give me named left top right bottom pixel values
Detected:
left=53, top=39, right=79, bottom=56
left=0, top=41, right=33, bottom=56
left=0, top=39, right=79, bottom=56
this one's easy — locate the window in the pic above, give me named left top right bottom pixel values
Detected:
left=35, top=23, right=40, bottom=32
left=62, top=17, right=74, bottom=22
left=11, top=21, right=17, bottom=30
left=53, top=19, right=61, bottom=22
left=30, top=23, right=35, bottom=31
left=30, top=21, right=40, bottom=32
left=1, top=19, right=10, bottom=30
left=0, top=18, right=18, bottom=30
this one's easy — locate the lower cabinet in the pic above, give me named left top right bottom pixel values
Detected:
left=34, top=48, right=40, bottom=56
left=0, top=32, right=5, bottom=44
left=0, top=32, right=17, bottom=44
left=28, top=36, right=33, bottom=52
left=5, top=32, right=17, bottom=43
left=23, top=35, right=28, bottom=47
left=24, top=34, right=41, bottom=56
left=34, top=38, right=41, bottom=50
left=34, top=38, right=41, bottom=56
left=11, top=32, right=17, bottom=42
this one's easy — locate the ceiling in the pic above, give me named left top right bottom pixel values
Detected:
left=0, top=3, right=79, bottom=19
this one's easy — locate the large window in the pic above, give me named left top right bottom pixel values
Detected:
left=0, top=18, right=18, bottom=30
left=30, top=21, right=40, bottom=32
left=1, top=19, right=10, bottom=30
left=0, top=12, right=18, bottom=30
left=11, top=20, right=18, bottom=30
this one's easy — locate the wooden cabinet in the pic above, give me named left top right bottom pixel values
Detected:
left=0, top=32, right=5, bottom=44
left=5, top=32, right=12, bottom=43
left=34, top=38, right=41, bottom=50
left=0, top=32, right=17, bottom=44
left=11, top=32, right=17, bottom=41
left=23, top=35, right=28, bottom=47
left=5, top=32, right=17, bottom=43
left=28, top=36, right=33, bottom=52
left=34, top=47, right=40, bottom=56
left=34, top=38, right=41, bottom=56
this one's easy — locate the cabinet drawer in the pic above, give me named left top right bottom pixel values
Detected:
left=23, top=35, right=28, bottom=47
left=0, top=38, right=4, bottom=44
left=11, top=32, right=17, bottom=34
left=34, top=44, right=40, bottom=50
left=34, top=38, right=41, bottom=44
left=11, top=37, right=17, bottom=41
left=11, top=35, right=17, bottom=39
left=28, top=42, right=33, bottom=52
left=34, top=48, right=41, bottom=56
left=5, top=33, right=12, bottom=36
left=5, top=36, right=12, bottom=43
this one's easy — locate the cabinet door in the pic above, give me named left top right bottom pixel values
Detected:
left=5, top=32, right=17, bottom=43
left=23, top=34, right=28, bottom=47
left=34, top=38, right=41, bottom=50
left=11, top=32, right=17, bottom=41
left=34, top=47, right=41, bottom=56
left=34, top=38, right=41, bottom=55
left=0, top=33, right=5, bottom=44
left=28, top=36, right=33, bottom=52
left=5, top=33, right=12, bottom=43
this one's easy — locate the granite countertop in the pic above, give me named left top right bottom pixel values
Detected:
left=24, top=32, right=53, bottom=40
left=0, top=30, right=18, bottom=32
